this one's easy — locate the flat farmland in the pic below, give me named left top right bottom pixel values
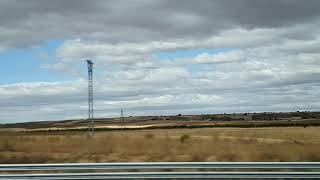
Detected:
left=1, top=112, right=320, bottom=131
left=0, top=127, right=320, bottom=163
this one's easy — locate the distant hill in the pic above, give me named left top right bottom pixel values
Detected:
left=1, top=111, right=320, bottom=132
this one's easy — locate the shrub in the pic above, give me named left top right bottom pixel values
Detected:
left=180, top=134, right=190, bottom=143
left=144, top=133, right=155, bottom=139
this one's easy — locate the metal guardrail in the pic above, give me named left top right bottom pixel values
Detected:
left=0, top=162, right=320, bottom=179
left=2, top=172, right=320, bottom=179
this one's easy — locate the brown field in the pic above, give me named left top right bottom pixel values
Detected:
left=1, top=126, right=320, bottom=163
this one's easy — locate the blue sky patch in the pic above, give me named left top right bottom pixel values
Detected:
left=0, top=40, right=74, bottom=85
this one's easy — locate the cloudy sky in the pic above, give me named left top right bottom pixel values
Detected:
left=1, top=0, right=320, bottom=123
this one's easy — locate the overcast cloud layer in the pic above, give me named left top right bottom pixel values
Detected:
left=1, top=0, right=320, bottom=122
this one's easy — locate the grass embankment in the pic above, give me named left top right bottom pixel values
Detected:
left=0, top=127, right=320, bottom=163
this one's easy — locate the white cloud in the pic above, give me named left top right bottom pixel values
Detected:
left=194, top=50, right=244, bottom=64
left=37, top=52, right=49, bottom=60
left=5, top=29, right=320, bottom=122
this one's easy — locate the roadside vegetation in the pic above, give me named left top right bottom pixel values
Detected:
left=1, top=127, right=320, bottom=163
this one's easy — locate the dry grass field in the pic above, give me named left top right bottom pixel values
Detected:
left=0, top=127, right=320, bottom=163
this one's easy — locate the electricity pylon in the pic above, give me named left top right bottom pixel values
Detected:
left=121, top=109, right=124, bottom=120
left=86, top=60, right=94, bottom=136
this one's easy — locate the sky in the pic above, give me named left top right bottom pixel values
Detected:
left=1, top=0, right=320, bottom=123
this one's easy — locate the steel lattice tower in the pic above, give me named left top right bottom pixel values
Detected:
left=86, top=60, right=94, bottom=135
left=121, top=109, right=124, bottom=120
